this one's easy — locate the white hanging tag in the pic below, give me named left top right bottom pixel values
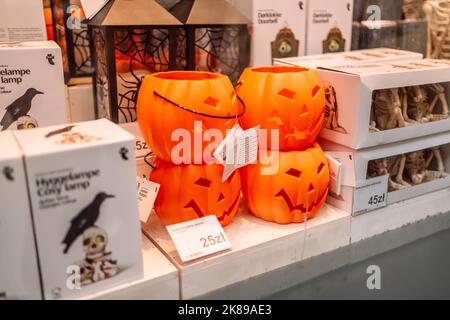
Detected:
left=137, top=177, right=160, bottom=223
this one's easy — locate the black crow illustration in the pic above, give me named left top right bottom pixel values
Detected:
left=45, top=125, right=76, bottom=138
left=1, top=88, right=44, bottom=131
left=62, top=192, right=115, bottom=254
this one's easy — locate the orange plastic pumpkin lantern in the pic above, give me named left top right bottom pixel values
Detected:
left=240, top=143, right=329, bottom=224
left=150, top=160, right=241, bottom=227
left=137, top=71, right=244, bottom=163
left=236, top=66, right=325, bottom=151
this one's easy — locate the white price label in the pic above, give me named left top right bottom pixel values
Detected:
left=137, top=177, right=159, bottom=223
left=353, top=175, right=388, bottom=216
left=135, top=137, right=150, bottom=158
left=166, top=215, right=232, bottom=262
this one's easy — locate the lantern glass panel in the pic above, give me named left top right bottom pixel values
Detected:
left=113, top=28, right=171, bottom=123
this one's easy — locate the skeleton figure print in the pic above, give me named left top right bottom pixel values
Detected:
left=367, top=147, right=448, bottom=192
left=271, top=27, right=300, bottom=59
left=322, top=27, right=346, bottom=54
left=78, top=227, right=119, bottom=286
left=324, top=82, right=348, bottom=133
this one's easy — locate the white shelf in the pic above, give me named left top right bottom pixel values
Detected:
left=85, top=188, right=450, bottom=299
left=84, top=235, right=179, bottom=300
left=142, top=201, right=350, bottom=299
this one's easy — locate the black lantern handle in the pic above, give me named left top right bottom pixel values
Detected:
left=153, top=90, right=246, bottom=119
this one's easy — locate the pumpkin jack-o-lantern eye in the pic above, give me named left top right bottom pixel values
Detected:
left=195, top=178, right=211, bottom=188
left=278, top=88, right=296, bottom=100
left=203, top=96, right=219, bottom=109
left=217, top=192, right=225, bottom=202
left=317, top=162, right=326, bottom=174
left=285, top=168, right=302, bottom=179
left=312, top=85, right=321, bottom=99
left=226, top=171, right=237, bottom=183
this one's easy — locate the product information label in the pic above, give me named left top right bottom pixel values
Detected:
left=167, top=215, right=232, bottom=262
left=214, top=124, right=259, bottom=182
left=353, top=175, right=388, bottom=216
left=137, top=177, right=159, bottom=223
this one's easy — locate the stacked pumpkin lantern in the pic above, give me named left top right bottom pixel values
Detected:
left=236, top=66, right=330, bottom=224
left=137, top=71, right=244, bottom=227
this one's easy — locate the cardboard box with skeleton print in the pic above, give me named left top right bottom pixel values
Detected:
left=13, top=119, right=143, bottom=299
left=317, top=59, right=450, bottom=149
left=232, top=0, right=306, bottom=66
left=0, top=131, right=41, bottom=299
left=0, top=41, right=68, bottom=131
left=320, top=131, right=450, bottom=215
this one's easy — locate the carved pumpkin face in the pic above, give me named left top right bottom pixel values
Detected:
left=240, top=144, right=329, bottom=224
left=150, top=160, right=241, bottom=227
left=236, top=66, right=325, bottom=151
left=137, top=71, right=240, bottom=163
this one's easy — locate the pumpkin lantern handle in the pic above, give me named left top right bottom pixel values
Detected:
left=152, top=90, right=246, bottom=119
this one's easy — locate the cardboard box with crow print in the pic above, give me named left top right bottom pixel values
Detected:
left=0, top=41, right=68, bottom=131
left=0, top=131, right=41, bottom=299
left=13, top=119, right=143, bottom=299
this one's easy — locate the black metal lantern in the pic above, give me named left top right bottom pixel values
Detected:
left=159, top=0, right=251, bottom=84
left=88, top=0, right=181, bottom=123
left=51, top=0, right=93, bottom=81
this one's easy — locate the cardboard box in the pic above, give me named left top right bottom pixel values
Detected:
left=317, top=59, right=450, bottom=149
left=13, top=119, right=143, bottom=300
left=273, top=47, right=423, bottom=69
left=321, top=131, right=450, bottom=215
left=66, top=78, right=95, bottom=123
left=0, top=131, right=42, bottom=299
left=232, top=0, right=306, bottom=66
left=0, top=0, right=47, bottom=42
left=305, top=0, right=353, bottom=55
left=0, top=41, right=68, bottom=131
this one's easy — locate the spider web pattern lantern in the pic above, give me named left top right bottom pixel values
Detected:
left=159, top=0, right=251, bottom=84
left=89, top=0, right=182, bottom=123
left=51, top=0, right=93, bottom=81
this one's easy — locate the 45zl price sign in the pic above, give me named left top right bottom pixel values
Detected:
left=353, top=175, right=389, bottom=216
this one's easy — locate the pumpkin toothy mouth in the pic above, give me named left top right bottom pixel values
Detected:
left=275, top=188, right=328, bottom=215
left=184, top=193, right=241, bottom=222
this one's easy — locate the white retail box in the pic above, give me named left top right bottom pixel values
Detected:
left=0, top=0, right=47, bottom=42
left=317, top=59, right=450, bottom=149
left=305, top=0, right=353, bottom=55
left=321, top=131, right=450, bottom=216
left=0, top=131, right=42, bottom=299
left=0, top=41, right=68, bottom=131
left=273, top=48, right=423, bottom=69
left=66, top=78, right=95, bottom=123
left=13, top=119, right=143, bottom=300
left=232, top=0, right=306, bottom=66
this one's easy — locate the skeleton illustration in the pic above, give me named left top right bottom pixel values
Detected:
left=16, top=115, right=38, bottom=130
left=368, top=147, right=448, bottom=191
left=424, top=0, right=450, bottom=59
left=78, top=227, right=119, bottom=286
left=324, top=83, right=347, bottom=133
left=372, top=88, right=413, bottom=131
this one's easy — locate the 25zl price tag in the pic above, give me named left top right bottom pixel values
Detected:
left=353, top=175, right=388, bottom=216
left=166, top=215, right=232, bottom=262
